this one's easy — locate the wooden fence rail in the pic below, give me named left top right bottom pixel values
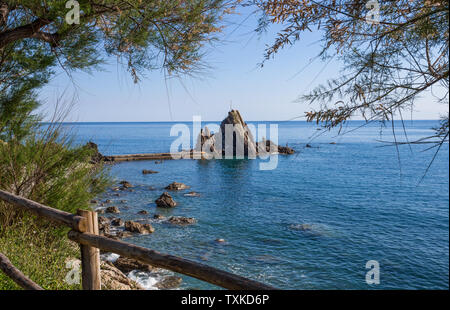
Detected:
left=0, top=190, right=87, bottom=232
left=0, top=253, right=43, bottom=290
left=0, top=189, right=275, bottom=290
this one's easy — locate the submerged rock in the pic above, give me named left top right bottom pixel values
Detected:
left=124, top=221, right=155, bottom=234
left=155, top=276, right=182, bottom=289
left=116, top=231, right=133, bottom=239
left=106, top=206, right=120, bottom=214
left=111, top=218, right=124, bottom=226
left=184, top=191, right=200, bottom=197
left=119, top=180, right=133, bottom=188
left=167, top=216, right=196, bottom=225
left=153, top=214, right=165, bottom=220
left=165, top=182, right=189, bottom=191
left=138, top=210, right=148, bottom=215
left=155, top=192, right=177, bottom=208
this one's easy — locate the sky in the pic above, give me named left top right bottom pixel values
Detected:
left=38, top=6, right=448, bottom=122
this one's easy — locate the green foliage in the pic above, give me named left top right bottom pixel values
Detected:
left=0, top=122, right=110, bottom=226
left=255, top=0, right=449, bottom=142
left=0, top=216, right=81, bottom=290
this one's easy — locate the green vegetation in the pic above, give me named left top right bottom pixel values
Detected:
left=0, top=0, right=233, bottom=289
left=0, top=216, right=81, bottom=290
left=255, top=0, right=449, bottom=146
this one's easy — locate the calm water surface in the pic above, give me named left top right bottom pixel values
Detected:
left=65, top=120, right=449, bottom=289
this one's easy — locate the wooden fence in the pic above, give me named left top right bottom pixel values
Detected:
left=0, top=190, right=275, bottom=290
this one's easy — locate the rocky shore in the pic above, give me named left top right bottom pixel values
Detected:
left=91, top=179, right=200, bottom=290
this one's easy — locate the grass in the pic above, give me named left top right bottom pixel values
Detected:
left=0, top=215, right=82, bottom=290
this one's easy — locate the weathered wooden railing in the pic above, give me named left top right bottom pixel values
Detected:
left=0, top=190, right=275, bottom=290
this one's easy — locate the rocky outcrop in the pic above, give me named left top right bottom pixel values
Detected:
left=167, top=216, right=196, bottom=225
left=124, top=221, right=155, bottom=234
left=113, top=257, right=156, bottom=274
left=195, top=110, right=257, bottom=157
left=155, top=192, right=176, bottom=208
left=85, top=141, right=104, bottom=164
left=165, top=182, right=189, bottom=191
left=256, top=138, right=295, bottom=155
left=195, top=110, right=294, bottom=157
left=111, top=218, right=124, bottom=226
left=154, top=276, right=183, bottom=289
left=116, top=231, right=133, bottom=239
left=98, top=216, right=110, bottom=235
left=106, top=206, right=120, bottom=214
left=100, top=261, right=144, bottom=290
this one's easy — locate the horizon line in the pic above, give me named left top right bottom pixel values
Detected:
left=40, top=119, right=443, bottom=124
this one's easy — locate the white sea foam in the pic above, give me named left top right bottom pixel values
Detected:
left=101, top=252, right=120, bottom=263
left=128, top=270, right=166, bottom=290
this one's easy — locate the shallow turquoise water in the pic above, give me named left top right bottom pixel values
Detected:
left=67, top=120, right=449, bottom=289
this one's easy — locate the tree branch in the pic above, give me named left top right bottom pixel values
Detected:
left=0, top=18, right=53, bottom=49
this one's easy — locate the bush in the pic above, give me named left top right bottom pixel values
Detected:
left=0, top=122, right=110, bottom=289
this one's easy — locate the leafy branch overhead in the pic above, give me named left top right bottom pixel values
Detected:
left=255, top=0, right=449, bottom=144
left=0, top=0, right=235, bottom=81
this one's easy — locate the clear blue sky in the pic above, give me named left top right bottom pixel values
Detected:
left=38, top=6, right=448, bottom=122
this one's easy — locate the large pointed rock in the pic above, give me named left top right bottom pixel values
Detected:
left=155, top=192, right=177, bottom=208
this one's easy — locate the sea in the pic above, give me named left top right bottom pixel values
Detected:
left=62, top=120, right=449, bottom=289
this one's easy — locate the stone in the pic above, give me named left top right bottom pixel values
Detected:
left=142, top=169, right=158, bottom=174
left=165, top=182, right=189, bottom=191
left=98, top=216, right=110, bottom=235
left=111, top=218, right=124, bottom=226
left=116, top=231, right=133, bottom=239
left=138, top=210, right=148, bottom=215
left=85, top=141, right=104, bottom=164
left=184, top=191, right=200, bottom=197
left=113, top=257, right=156, bottom=274
left=100, top=261, right=143, bottom=290
left=124, top=221, right=155, bottom=234
left=153, top=214, right=165, bottom=220
left=215, top=238, right=226, bottom=243
left=106, top=206, right=120, bottom=214
left=119, top=180, right=133, bottom=188
left=167, top=216, right=196, bottom=225
left=155, top=192, right=177, bottom=208
left=256, top=138, right=294, bottom=154
left=155, top=276, right=182, bottom=289
left=277, top=145, right=295, bottom=154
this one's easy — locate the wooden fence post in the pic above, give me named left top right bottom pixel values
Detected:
left=77, top=209, right=101, bottom=290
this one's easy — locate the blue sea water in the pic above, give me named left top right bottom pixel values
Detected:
left=66, top=120, right=449, bottom=289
